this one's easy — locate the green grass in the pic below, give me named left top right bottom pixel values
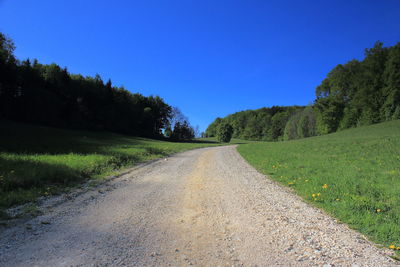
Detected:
left=0, top=121, right=220, bottom=214
left=237, top=120, right=400, bottom=251
left=196, top=137, right=253, bottom=144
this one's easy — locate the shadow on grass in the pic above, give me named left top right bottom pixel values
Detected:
left=0, top=150, right=144, bottom=211
left=0, top=157, right=84, bottom=191
left=0, top=156, right=89, bottom=209
left=0, top=120, right=145, bottom=155
left=0, top=120, right=223, bottom=157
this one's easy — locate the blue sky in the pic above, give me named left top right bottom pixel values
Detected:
left=0, top=0, right=399, bottom=132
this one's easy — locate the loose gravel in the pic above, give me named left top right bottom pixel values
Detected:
left=0, top=146, right=397, bottom=266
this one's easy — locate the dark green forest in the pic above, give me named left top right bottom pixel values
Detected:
left=206, top=41, right=400, bottom=141
left=0, top=32, right=194, bottom=140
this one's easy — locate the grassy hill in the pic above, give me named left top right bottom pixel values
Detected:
left=0, top=121, right=220, bottom=216
left=237, top=120, right=400, bottom=252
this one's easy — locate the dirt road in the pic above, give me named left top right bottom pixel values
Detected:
left=0, top=146, right=396, bottom=266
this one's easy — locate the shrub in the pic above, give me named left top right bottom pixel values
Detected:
left=216, top=123, right=233, bottom=143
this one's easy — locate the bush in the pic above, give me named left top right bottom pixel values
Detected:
left=216, top=123, right=233, bottom=143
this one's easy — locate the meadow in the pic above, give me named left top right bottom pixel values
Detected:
left=0, top=121, right=220, bottom=216
left=237, top=120, right=400, bottom=252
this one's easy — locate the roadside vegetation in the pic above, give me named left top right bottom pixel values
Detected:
left=0, top=121, right=219, bottom=217
left=237, top=120, right=400, bottom=251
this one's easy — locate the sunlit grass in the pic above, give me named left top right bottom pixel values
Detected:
left=237, top=120, right=400, bottom=250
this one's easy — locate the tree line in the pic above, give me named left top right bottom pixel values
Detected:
left=0, top=32, right=195, bottom=140
left=206, top=106, right=305, bottom=141
left=206, top=41, right=400, bottom=141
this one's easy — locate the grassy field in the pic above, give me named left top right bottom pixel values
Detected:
left=0, top=121, right=220, bottom=216
left=237, top=120, right=400, bottom=252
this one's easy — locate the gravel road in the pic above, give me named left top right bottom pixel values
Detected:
left=0, top=146, right=397, bottom=266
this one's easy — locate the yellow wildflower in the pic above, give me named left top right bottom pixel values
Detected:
left=376, top=209, right=381, bottom=213
left=335, top=198, right=340, bottom=201
left=389, top=245, right=396, bottom=249
left=317, top=193, right=321, bottom=197
left=322, top=184, right=328, bottom=189
left=305, top=179, right=309, bottom=182
left=312, top=193, right=316, bottom=198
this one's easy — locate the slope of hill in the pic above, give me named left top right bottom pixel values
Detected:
left=237, top=120, right=400, bottom=252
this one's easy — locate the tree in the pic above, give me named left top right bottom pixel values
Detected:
left=283, top=111, right=302, bottom=140
left=381, top=43, right=400, bottom=120
left=205, top=106, right=303, bottom=141
left=314, top=96, right=345, bottom=134
left=356, top=41, right=388, bottom=125
left=205, top=117, right=223, bottom=137
left=297, top=106, right=316, bottom=138
left=269, top=111, right=291, bottom=141
left=282, top=107, right=317, bottom=141
left=242, top=115, right=263, bottom=140
left=0, top=32, right=16, bottom=65
left=169, top=107, right=188, bottom=129
left=0, top=32, right=18, bottom=118
left=164, top=126, right=172, bottom=138
left=216, top=123, right=233, bottom=143
left=170, top=121, right=194, bottom=141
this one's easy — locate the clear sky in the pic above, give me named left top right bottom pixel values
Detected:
left=0, top=0, right=399, bottom=132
